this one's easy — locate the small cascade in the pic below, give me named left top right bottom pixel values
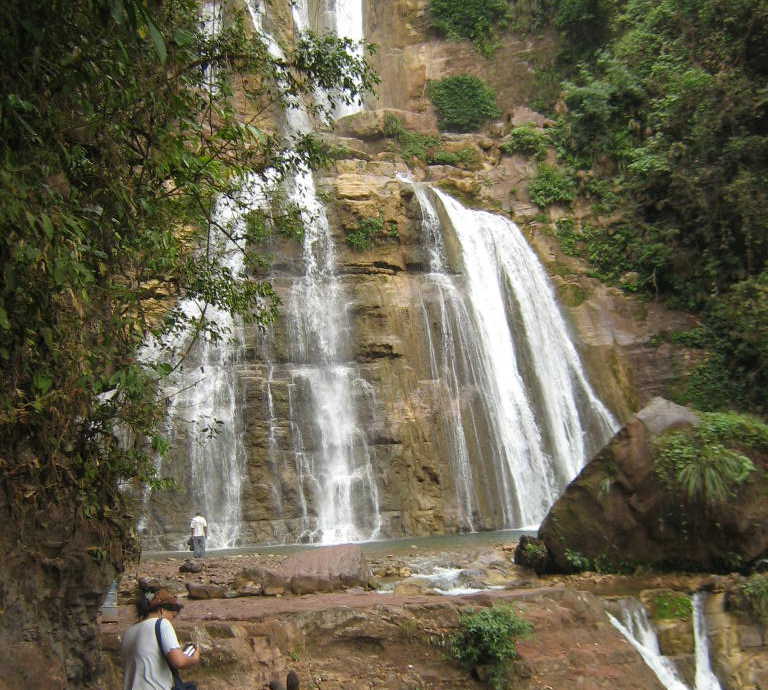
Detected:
left=693, top=593, right=723, bottom=690
left=607, top=598, right=689, bottom=690
left=250, top=0, right=382, bottom=544
left=414, top=185, right=617, bottom=528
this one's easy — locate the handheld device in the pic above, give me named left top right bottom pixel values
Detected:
left=183, top=644, right=196, bottom=657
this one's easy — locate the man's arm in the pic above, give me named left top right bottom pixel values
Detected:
left=167, top=646, right=200, bottom=670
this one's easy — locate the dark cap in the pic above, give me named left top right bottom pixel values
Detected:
left=147, top=589, right=182, bottom=611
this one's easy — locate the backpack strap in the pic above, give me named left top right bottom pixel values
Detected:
left=154, top=618, right=184, bottom=688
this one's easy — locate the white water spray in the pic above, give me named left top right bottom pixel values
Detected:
left=413, top=185, right=617, bottom=527
left=693, top=593, right=722, bottom=690
left=250, top=0, right=382, bottom=544
left=608, top=599, right=689, bottom=690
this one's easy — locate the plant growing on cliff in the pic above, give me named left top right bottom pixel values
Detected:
left=450, top=605, right=532, bottom=689
left=500, top=125, right=550, bottom=160
left=654, top=412, right=766, bottom=507
left=429, top=0, right=511, bottom=57
left=427, top=75, right=501, bottom=132
left=346, top=214, right=399, bottom=250
left=528, top=165, right=576, bottom=207
left=740, top=574, right=768, bottom=625
left=651, top=591, right=692, bottom=621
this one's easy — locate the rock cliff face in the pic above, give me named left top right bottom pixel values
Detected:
left=140, top=0, right=703, bottom=549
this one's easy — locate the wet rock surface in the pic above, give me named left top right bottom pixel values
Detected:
left=101, top=539, right=768, bottom=689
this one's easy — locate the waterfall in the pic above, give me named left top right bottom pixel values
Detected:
left=141, top=183, right=261, bottom=550
left=693, top=593, right=723, bottom=690
left=414, top=185, right=617, bottom=528
left=138, top=1, right=260, bottom=551
left=608, top=599, right=689, bottom=690
left=331, top=0, right=365, bottom=119
left=251, top=0, right=382, bottom=544
left=608, top=595, right=723, bottom=690
left=413, top=185, right=478, bottom=530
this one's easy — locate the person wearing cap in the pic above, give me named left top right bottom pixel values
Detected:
left=121, top=589, right=200, bottom=689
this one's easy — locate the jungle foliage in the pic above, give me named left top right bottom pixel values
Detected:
left=0, top=0, right=375, bottom=525
left=428, top=0, right=511, bottom=56
left=427, top=75, right=501, bottom=132
left=382, top=114, right=481, bottom=168
left=542, top=0, right=768, bottom=411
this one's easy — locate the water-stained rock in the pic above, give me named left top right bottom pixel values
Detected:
left=539, top=397, right=768, bottom=573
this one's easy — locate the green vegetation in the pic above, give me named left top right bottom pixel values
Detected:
left=383, top=114, right=481, bottom=168
left=500, top=125, right=550, bottom=160
left=427, top=75, right=501, bottom=132
left=449, top=605, right=533, bottom=689
left=740, top=574, right=768, bottom=624
left=654, top=412, right=767, bottom=506
left=528, top=165, right=576, bottom=206
left=538, top=0, right=768, bottom=411
left=428, top=0, right=511, bottom=56
left=652, top=591, right=692, bottom=621
left=564, top=548, right=593, bottom=572
left=346, top=215, right=399, bottom=251
left=244, top=200, right=305, bottom=245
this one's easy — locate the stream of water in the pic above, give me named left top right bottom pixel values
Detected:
left=608, top=596, right=723, bottom=690
left=414, top=185, right=618, bottom=527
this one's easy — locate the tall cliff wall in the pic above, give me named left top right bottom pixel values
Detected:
left=139, top=0, right=699, bottom=549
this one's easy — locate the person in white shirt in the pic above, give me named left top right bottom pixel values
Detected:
left=189, top=512, right=208, bottom=558
left=121, top=589, right=200, bottom=690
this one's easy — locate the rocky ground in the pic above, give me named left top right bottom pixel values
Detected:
left=96, top=535, right=767, bottom=690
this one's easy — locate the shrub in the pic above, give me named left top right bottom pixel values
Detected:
left=564, top=548, right=593, bottom=572
left=654, top=412, right=764, bottom=506
left=740, top=574, right=768, bottom=624
left=383, top=114, right=441, bottom=161
left=450, top=605, right=532, bottom=689
left=427, top=75, right=501, bottom=132
left=429, top=0, right=511, bottom=57
left=346, top=215, right=399, bottom=250
left=500, top=125, right=550, bottom=160
left=528, top=165, right=576, bottom=206
left=428, top=147, right=482, bottom=168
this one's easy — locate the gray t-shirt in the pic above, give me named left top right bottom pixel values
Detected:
left=121, top=617, right=180, bottom=690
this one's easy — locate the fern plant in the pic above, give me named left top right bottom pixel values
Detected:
left=654, top=412, right=764, bottom=506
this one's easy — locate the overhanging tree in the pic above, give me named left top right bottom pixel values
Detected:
left=0, top=0, right=375, bottom=685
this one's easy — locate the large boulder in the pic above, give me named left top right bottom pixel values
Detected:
left=280, top=544, right=371, bottom=594
left=538, top=397, right=768, bottom=573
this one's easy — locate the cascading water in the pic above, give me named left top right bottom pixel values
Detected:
left=138, top=2, right=254, bottom=550
left=607, top=598, right=689, bottom=690
left=413, top=184, right=617, bottom=528
left=412, top=184, right=479, bottom=530
left=693, top=593, right=723, bottom=690
left=608, top=595, right=723, bottom=690
left=141, top=184, right=260, bottom=550
left=331, top=0, right=365, bottom=119
left=250, top=0, right=382, bottom=544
